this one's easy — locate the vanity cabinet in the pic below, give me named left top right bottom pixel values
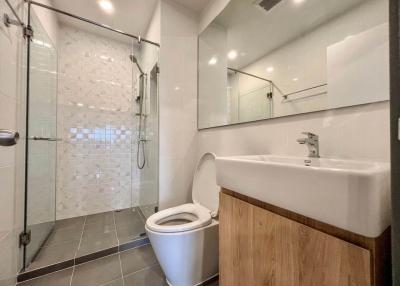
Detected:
left=219, top=191, right=391, bottom=286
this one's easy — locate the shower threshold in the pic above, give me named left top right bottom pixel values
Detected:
left=18, top=207, right=149, bottom=282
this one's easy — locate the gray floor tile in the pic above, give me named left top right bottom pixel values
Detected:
left=114, top=208, right=143, bottom=222
left=117, top=230, right=146, bottom=245
left=120, top=244, right=158, bottom=276
left=115, top=209, right=146, bottom=244
left=44, top=224, right=83, bottom=246
left=85, top=212, right=114, bottom=226
left=123, top=265, right=167, bottom=286
left=77, top=231, right=118, bottom=256
left=83, top=220, right=116, bottom=236
left=18, top=268, right=73, bottom=286
left=116, top=223, right=146, bottom=244
left=71, top=254, right=122, bottom=286
left=54, top=216, right=85, bottom=230
left=138, top=204, right=157, bottom=220
left=115, top=212, right=143, bottom=228
left=100, top=278, right=124, bottom=286
left=27, top=240, right=79, bottom=270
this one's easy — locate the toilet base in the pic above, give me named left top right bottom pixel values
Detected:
left=147, top=220, right=219, bottom=286
left=165, top=273, right=219, bottom=286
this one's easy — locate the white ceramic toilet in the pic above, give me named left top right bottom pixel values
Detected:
left=145, top=153, right=219, bottom=286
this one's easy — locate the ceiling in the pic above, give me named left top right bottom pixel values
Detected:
left=172, top=0, right=212, bottom=13
left=51, top=0, right=158, bottom=41
left=208, top=0, right=368, bottom=69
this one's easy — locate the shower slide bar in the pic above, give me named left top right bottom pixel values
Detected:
left=25, top=0, right=160, bottom=47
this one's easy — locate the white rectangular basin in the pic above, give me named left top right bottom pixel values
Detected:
left=216, top=155, right=390, bottom=238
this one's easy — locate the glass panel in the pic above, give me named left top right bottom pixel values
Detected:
left=25, top=10, right=58, bottom=266
left=132, top=41, right=159, bottom=219
left=198, top=0, right=389, bottom=129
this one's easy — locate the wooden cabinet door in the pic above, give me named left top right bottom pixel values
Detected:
left=219, top=193, right=371, bottom=286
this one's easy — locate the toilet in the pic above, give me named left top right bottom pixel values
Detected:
left=145, top=153, right=219, bottom=286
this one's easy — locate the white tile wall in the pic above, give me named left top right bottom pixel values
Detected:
left=198, top=101, right=390, bottom=162
left=0, top=0, right=26, bottom=284
left=158, top=0, right=199, bottom=209
left=56, top=25, right=142, bottom=219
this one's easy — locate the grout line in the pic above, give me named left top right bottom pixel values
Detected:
left=114, top=210, right=125, bottom=286
left=68, top=265, right=75, bottom=286
left=70, top=216, right=87, bottom=286
left=118, top=252, right=125, bottom=286
left=75, top=216, right=87, bottom=259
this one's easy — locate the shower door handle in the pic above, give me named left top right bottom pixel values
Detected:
left=0, top=129, right=20, bottom=146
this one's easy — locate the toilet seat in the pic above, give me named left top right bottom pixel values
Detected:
left=146, top=152, right=219, bottom=234
left=146, top=203, right=212, bottom=233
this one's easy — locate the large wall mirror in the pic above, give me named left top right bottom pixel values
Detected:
left=198, top=0, right=389, bottom=129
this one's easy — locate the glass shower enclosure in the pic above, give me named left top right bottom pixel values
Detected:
left=23, top=9, right=58, bottom=267
left=22, top=2, right=159, bottom=269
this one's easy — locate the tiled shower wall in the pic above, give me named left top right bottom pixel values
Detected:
left=56, top=25, right=140, bottom=219
left=0, top=0, right=25, bottom=284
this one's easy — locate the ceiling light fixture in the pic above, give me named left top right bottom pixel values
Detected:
left=98, top=0, right=114, bottom=13
left=227, top=50, right=238, bottom=60
left=293, top=0, right=305, bottom=4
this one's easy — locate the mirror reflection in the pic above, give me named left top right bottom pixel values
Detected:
left=198, top=0, right=389, bottom=129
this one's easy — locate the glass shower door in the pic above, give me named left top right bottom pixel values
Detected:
left=137, top=63, right=159, bottom=218
left=24, top=10, right=58, bottom=267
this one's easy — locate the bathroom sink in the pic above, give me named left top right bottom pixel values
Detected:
left=216, top=155, right=390, bottom=237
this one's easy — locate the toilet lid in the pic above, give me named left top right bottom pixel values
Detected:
left=192, top=153, right=219, bottom=217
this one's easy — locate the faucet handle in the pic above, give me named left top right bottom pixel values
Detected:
left=301, top=132, right=318, bottom=139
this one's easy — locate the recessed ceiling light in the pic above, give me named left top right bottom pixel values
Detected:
left=293, top=77, right=299, bottom=81
left=227, top=50, right=238, bottom=60
left=266, top=66, right=274, bottom=73
left=293, top=0, right=305, bottom=4
left=208, top=57, right=218, bottom=66
left=98, top=0, right=114, bottom=13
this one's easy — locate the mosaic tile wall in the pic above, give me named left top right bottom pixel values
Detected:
left=56, top=24, right=140, bottom=219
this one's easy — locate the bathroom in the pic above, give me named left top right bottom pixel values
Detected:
left=0, top=0, right=397, bottom=285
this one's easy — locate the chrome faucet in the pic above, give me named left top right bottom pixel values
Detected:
left=297, top=132, right=319, bottom=158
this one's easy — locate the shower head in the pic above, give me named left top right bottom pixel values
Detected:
left=130, top=54, right=144, bottom=76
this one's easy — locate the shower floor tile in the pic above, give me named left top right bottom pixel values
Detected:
left=25, top=207, right=147, bottom=273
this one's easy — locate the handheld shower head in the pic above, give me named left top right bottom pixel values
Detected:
left=130, top=54, right=144, bottom=76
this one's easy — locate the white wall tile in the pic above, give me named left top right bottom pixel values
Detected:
left=0, top=0, right=26, bottom=282
left=158, top=0, right=199, bottom=210
left=198, top=101, right=389, bottom=162
left=56, top=25, right=141, bottom=219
